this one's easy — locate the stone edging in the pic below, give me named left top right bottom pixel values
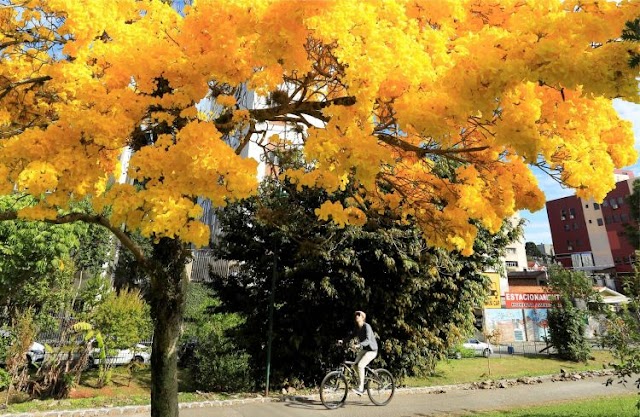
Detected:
left=0, top=396, right=275, bottom=417
left=0, top=369, right=617, bottom=417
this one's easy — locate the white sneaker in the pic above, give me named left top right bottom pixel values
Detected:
left=352, top=388, right=364, bottom=396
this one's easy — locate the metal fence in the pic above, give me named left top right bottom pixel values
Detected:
left=490, top=339, right=604, bottom=358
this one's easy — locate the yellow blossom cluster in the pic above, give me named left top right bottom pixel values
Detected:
left=0, top=0, right=638, bottom=253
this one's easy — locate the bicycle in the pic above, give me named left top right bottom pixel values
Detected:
left=319, top=350, right=395, bottom=409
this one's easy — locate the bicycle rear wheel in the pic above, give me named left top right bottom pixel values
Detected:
left=366, top=368, right=395, bottom=406
left=320, top=370, right=348, bottom=409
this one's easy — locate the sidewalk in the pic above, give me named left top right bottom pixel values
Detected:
left=2, top=371, right=634, bottom=417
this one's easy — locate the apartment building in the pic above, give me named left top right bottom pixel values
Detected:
left=546, top=170, right=636, bottom=290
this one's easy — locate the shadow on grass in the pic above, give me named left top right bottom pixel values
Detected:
left=487, top=414, right=616, bottom=417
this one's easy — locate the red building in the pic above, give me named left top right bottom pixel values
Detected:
left=546, top=195, right=591, bottom=269
left=546, top=172, right=636, bottom=291
left=600, top=180, right=637, bottom=274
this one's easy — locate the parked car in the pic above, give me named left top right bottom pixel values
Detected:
left=1, top=330, right=48, bottom=367
left=24, top=339, right=151, bottom=368
left=462, top=339, right=493, bottom=357
left=26, top=341, right=90, bottom=366
left=88, top=344, right=151, bottom=367
left=26, top=341, right=46, bottom=365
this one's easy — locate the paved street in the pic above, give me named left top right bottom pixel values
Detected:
left=126, top=376, right=636, bottom=417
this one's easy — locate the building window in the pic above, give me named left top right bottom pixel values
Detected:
left=564, top=224, right=570, bottom=231
left=588, top=219, right=592, bottom=224
left=569, top=208, right=576, bottom=219
left=575, top=239, right=581, bottom=247
left=567, top=240, right=573, bottom=251
left=621, top=213, right=629, bottom=223
left=597, top=218, right=603, bottom=226
left=573, top=222, right=579, bottom=230
left=624, top=256, right=632, bottom=265
left=506, top=247, right=516, bottom=254
left=603, top=200, right=609, bottom=208
left=605, top=216, right=611, bottom=224
left=618, top=196, right=624, bottom=205
left=612, top=214, right=619, bottom=223
left=615, top=257, right=622, bottom=264
left=611, top=198, right=619, bottom=209
left=561, top=209, right=567, bottom=220
left=506, top=261, right=518, bottom=267
left=581, top=253, right=594, bottom=267
left=585, top=204, right=589, bottom=208
left=593, top=203, right=600, bottom=210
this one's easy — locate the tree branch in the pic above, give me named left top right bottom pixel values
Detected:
left=241, top=95, right=355, bottom=124
left=376, top=132, right=488, bottom=158
left=0, top=75, right=52, bottom=101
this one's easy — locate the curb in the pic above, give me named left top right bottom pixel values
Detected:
left=0, top=369, right=616, bottom=417
left=0, top=396, right=276, bottom=417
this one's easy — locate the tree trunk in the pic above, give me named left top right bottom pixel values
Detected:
left=148, top=238, right=190, bottom=417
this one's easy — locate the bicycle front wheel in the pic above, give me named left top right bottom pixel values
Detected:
left=366, top=368, right=395, bottom=406
left=320, top=370, right=348, bottom=409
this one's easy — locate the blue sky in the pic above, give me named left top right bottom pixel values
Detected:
left=520, top=99, right=640, bottom=244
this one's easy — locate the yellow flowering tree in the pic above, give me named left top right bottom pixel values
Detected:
left=0, top=1, right=638, bottom=415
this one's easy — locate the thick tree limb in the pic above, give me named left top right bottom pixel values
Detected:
left=0, top=210, right=149, bottom=267
left=0, top=75, right=52, bottom=100
left=376, top=132, right=489, bottom=158
left=240, top=95, right=355, bottom=124
left=234, top=121, right=257, bottom=156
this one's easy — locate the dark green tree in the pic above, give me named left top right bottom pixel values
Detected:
left=602, top=252, right=640, bottom=401
left=180, top=283, right=251, bottom=392
left=525, top=242, right=543, bottom=259
left=624, top=179, right=640, bottom=249
left=211, top=155, right=522, bottom=386
left=622, top=18, right=640, bottom=69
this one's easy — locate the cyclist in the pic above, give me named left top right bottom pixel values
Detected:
left=339, top=310, right=378, bottom=396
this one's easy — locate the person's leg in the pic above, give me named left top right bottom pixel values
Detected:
left=353, top=350, right=367, bottom=391
left=356, top=351, right=377, bottom=391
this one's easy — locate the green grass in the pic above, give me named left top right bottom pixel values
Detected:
left=471, top=394, right=639, bottom=417
left=404, top=351, right=614, bottom=387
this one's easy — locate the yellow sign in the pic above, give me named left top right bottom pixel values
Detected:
left=484, top=273, right=501, bottom=308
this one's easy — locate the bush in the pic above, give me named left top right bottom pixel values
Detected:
left=447, top=345, right=475, bottom=360
left=88, top=288, right=152, bottom=387
left=0, top=368, right=10, bottom=391
left=180, top=283, right=252, bottom=392
left=0, top=328, right=11, bottom=366
left=90, top=288, right=152, bottom=350
left=191, top=331, right=252, bottom=392
left=548, top=304, right=590, bottom=362
left=546, top=266, right=594, bottom=363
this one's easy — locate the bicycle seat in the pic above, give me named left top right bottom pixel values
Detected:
left=344, top=360, right=356, bottom=366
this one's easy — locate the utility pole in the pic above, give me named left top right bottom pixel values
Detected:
left=265, top=240, right=278, bottom=396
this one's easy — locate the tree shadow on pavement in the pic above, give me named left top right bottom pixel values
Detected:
left=280, top=396, right=378, bottom=411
